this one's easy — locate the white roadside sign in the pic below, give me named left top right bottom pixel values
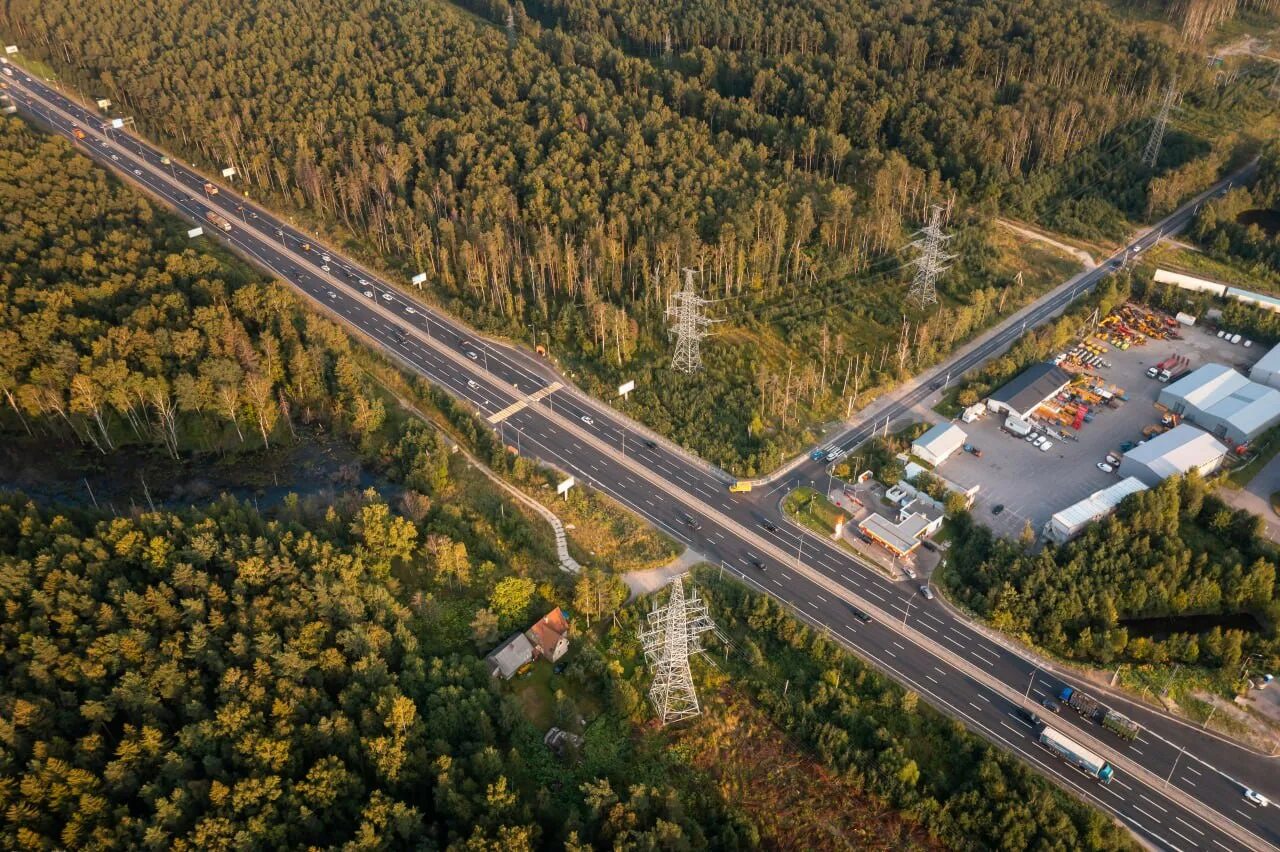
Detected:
left=617, top=380, right=635, bottom=397
left=556, top=477, right=575, bottom=498
left=186, top=227, right=204, bottom=238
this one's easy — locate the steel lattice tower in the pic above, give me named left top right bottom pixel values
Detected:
left=906, top=204, right=954, bottom=309
left=1143, top=79, right=1178, bottom=168
left=639, top=575, right=715, bottom=725
left=666, top=268, right=718, bottom=373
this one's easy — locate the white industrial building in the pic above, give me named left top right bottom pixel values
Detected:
left=1158, top=363, right=1280, bottom=446
left=1045, top=476, right=1148, bottom=544
left=1116, top=424, right=1229, bottom=487
left=986, top=362, right=1072, bottom=421
left=911, top=422, right=967, bottom=466
left=1250, top=342, right=1280, bottom=391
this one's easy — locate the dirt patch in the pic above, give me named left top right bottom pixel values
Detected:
left=684, top=687, right=941, bottom=851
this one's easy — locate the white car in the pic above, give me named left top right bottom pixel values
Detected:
left=1040, top=440, right=1054, bottom=452
left=1033, top=436, right=1046, bottom=447
left=405, top=307, right=417, bottom=315
left=381, top=293, right=392, bottom=302
left=1243, top=789, right=1269, bottom=807
left=1097, top=462, right=1114, bottom=473
left=320, top=264, right=330, bottom=272
left=1025, top=432, right=1037, bottom=442
left=466, top=350, right=478, bottom=360
left=581, top=415, right=594, bottom=426
left=110, top=154, right=119, bottom=161
left=362, top=290, right=374, bottom=298
left=132, top=168, right=141, bottom=175
left=358, top=278, right=368, bottom=286
left=467, top=380, right=480, bottom=390
left=321, top=253, right=330, bottom=262
left=326, top=291, right=337, bottom=299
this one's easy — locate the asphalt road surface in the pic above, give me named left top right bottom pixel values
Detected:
left=5, top=60, right=1277, bottom=851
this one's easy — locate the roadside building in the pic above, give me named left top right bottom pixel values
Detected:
left=1044, top=476, right=1148, bottom=543
left=485, top=632, right=536, bottom=679
left=858, top=483, right=945, bottom=556
left=1158, top=363, right=1280, bottom=445
left=1116, top=424, right=1229, bottom=487
left=1250, top=342, right=1280, bottom=391
left=985, top=362, right=1072, bottom=421
left=911, top=422, right=967, bottom=466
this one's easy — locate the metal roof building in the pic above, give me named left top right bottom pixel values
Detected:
left=911, top=422, right=967, bottom=466
left=1158, top=363, right=1280, bottom=445
left=1045, top=476, right=1148, bottom=544
left=1116, top=424, right=1229, bottom=487
left=1250, top=342, right=1280, bottom=391
left=986, top=362, right=1072, bottom=421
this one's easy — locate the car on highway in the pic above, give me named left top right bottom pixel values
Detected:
left=751, top=559, right=766, bottom=572
left=466, top=350, right=478, bottom=360
left=1244, top=789, right=1270, bottom=808
left=381, top=293, right=392, bottom=302
left=1014, top=706, right=1039, bottom=726
left=320, top=264, right=330, bottom=272
left=1041, top=697, right=1061, bottom=714
left=643, top=439, right=658, bottom=450
left=680, top=513, right=702, bottom=531
left=851, top=607, right=873, bottom=624
left=762, top=520, right=778, bottom=533
left=110, top=154, right=119, bottom=161
left=919, top=585, right=933, bottom=600
left=321, top=253, right=330, bottom=262
left=132, top=168, right=141, bottom=176
left=467, top=380, right=480, bottom=390
left=358, top=278, right=368, bottom=286
left=362, top=290, right=374, bottom=299
left=580, top=415, right=594, bottom=426
left=1097, top=461, right=1114, bottom=473
left=405, top=306, right=416, bottom=315
left=326, top=291, right=337, bottom=299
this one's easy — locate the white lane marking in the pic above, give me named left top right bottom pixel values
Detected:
left=926, top=675, right=939, bottom=684
left=1233, top=809, right=1253, bottom=822
left=884, top=649, right=896, bottom=658
left=892, top=641, right=905, bottom=650
left=1174, top=817, right=1204, bottom=836
left=1138, top=794, right=1167, bottom=813
left=1113, top=778, right=1132, bottom=791
left=1132, top=805, right=1160, bottom=824
left=1129, top=746, right=1144, bottom=755
left=1184, top=765, right=1201, bottom=776
left=816, top=594, right=827, bottom=603
left=1182, top=777, right=1196, bottom=788
left=933, top=667, right=946, bottom=676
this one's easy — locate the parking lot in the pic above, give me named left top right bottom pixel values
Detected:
left=936, top=316, right=1260, bottom=540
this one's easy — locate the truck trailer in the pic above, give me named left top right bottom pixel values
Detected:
left=1036, top=724, right=1115, bottom=783
left=205, top=211, right=232, bottom=232
left=1058, top=686, right=1141, bottom=741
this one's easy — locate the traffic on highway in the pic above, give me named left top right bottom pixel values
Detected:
left=5, top=60, right=1276, bottom=851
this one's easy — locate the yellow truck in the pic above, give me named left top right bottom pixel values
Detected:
left=728, top=481, right=752, bottom=493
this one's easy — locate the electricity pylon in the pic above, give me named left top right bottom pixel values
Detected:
left=666, top=268, right=719, bottom=373
left=906, top=204, right=954, bottom=309
left=639, top=575, right=715, bottom=725
left=1143, top=78, right=1178, bottom=168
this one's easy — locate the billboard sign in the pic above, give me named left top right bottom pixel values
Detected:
left=411, top=272, right=427, bottom=286
left=110, top=118, right=124, bottom=128
left=186, top=227, right=204, bottom=238
left=556, top=476, right=575, bottom=497
left=617, top=380, right=635, bottom=397
left=221, top=167, right=236, bottom=178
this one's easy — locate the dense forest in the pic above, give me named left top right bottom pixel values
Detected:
left=944, top=475, right=1280, bottom=676
left=3, top=0, right=1258, bottom=471
left=1187, top=138, right=1280, bottom=281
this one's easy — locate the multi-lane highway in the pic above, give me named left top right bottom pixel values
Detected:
left=5, top=59, right=1277, bottom=851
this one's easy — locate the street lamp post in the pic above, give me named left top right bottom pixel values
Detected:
left=1022, top=666, right=1039, bottom=707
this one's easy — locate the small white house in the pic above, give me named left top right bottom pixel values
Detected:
left=911, top=422, right=967, bottom=467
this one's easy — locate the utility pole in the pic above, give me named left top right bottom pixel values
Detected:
left=639, top=575, right=716, bottom=725
left=505, top=5, right=516, bottom=42
left=666, top=268, right=719, bottom=373
left=906, top=204, right=955, bottom=309
left=1143, top=78, right=1178, bottom=168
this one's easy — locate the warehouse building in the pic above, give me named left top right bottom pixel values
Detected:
left=1044, top=476, right=1148, bottom=544
left=1250, top=342, right=1280, bottom=391
left=911, top=422, right=967, bottom=466
left=1117, top=425, right=1229, bottom=487
left=985, top=362, right=1072, bottom=421
left=1158, top=363, right=1280, bottom=446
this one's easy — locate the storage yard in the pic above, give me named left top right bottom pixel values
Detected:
left=937, top=303, right=1262, bottom=540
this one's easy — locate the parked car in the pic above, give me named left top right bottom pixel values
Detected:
left=1106, top=453, right=1121, bottom=466
left=1097, top=462, right=1114, bottom=473
left=1040, top=440, right=1054, bottom=452
left=992, top=504, right=1005, bottom=515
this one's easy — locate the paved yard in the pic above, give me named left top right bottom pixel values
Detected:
left=933, top=318, right=1260, bottom=539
